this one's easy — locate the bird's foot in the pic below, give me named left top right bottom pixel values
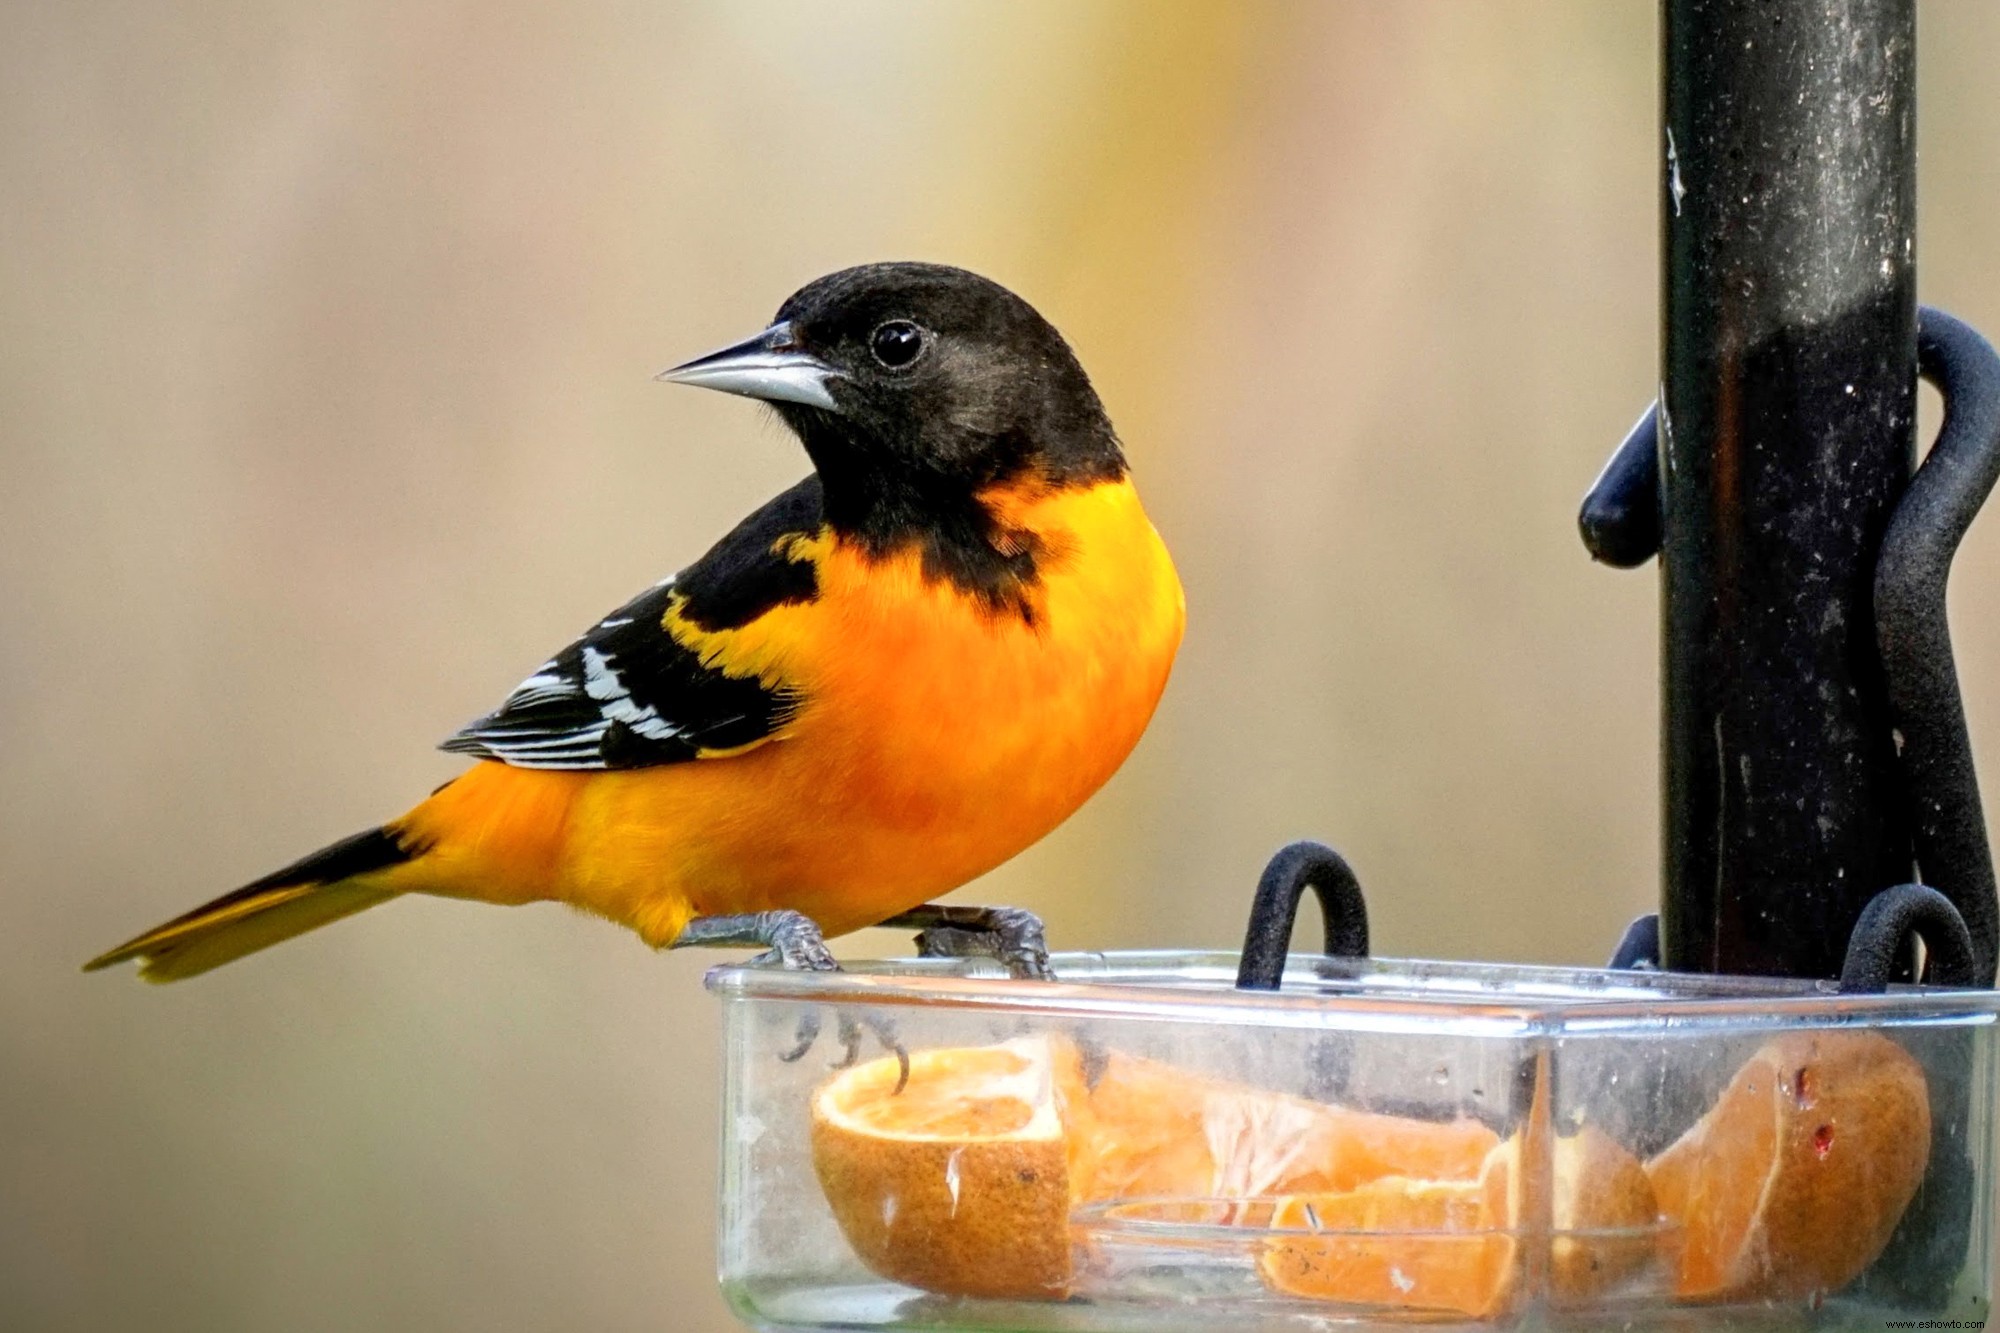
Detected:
left=672, top=910, right=907, bottom=1090
left=673, top=909, right=838, bottom=971
left=881, top=903, right=1053, bottom=980
left=779, top=1008, right=909, bottom=1093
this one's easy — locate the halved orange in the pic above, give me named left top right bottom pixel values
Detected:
left=810, top=1037, right=1073, bottom=1300
left=1645, top=1030, right=1930, bottom=1302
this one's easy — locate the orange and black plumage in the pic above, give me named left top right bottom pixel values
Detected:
left=86, top=262, right=1184, bottom=983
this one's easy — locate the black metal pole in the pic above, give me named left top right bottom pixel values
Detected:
left=1660, top=0, right=1917, bottom=976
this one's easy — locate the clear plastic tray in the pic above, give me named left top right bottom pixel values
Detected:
left=708, top=952, right=1999, bottom=1330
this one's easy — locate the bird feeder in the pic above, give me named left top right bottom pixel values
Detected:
left=709, top=3, right=2000, bottom=1327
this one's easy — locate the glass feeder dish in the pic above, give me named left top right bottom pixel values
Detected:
left=708, top=951, right=1998, bottom=1332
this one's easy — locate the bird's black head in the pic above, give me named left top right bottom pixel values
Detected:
left=661, top=263, right=1125, bottom=551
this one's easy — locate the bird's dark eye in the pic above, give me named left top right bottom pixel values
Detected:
left=869, top=320, right=927, bottom=369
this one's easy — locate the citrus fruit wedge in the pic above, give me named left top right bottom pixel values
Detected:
left=1260, top=1173, right=1513, bottom=1317
left=1261, top=1123, right=1659, bottom=1316
left=1644, top=1030, right=1930, bottom=1302
left=1547, top=1123, right=1661, bottom=1304
left=1069, top=1048, right=1501, bottom=1206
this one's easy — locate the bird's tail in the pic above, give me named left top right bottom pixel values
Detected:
left=83, top=826, right=422, bottom=983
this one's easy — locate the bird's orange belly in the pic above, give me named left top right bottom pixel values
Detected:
left=556, top=484, right=1183, bottom=945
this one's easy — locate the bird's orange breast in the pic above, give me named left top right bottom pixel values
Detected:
left=406, top=475, right=1183, bottom=946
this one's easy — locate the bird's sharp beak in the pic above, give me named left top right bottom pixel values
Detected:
left=655, top=321, right=840, bottom=412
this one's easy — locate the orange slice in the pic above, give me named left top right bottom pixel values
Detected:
left=1645, top=1030, right=1930, bottom=1302
left=1548, top=1124, right=1661, bottom=1304
left=810, top=1037, right=1073, bottom=1300
left=1263, top=1124, right=1659, bottom=1316
left=1261, top=1173, right=1513, bottom=1317
left=1069, top=1049, right=1500, bottom=1206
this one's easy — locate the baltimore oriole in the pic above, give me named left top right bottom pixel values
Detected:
left=86, top=263, right=1184, bottom=983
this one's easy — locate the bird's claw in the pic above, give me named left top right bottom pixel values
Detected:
left=780, top=1006, right=908, bottom=1093
left=913, top=906, right=1053, bottom=980
left=778, top=1009, right=823, bottom=1063
left=742, top=910, right=840, bottom=972
left=670, top=910, right=903, bottom=1085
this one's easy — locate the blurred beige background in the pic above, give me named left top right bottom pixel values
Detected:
left=7, top=3, right=2000, bottom=1329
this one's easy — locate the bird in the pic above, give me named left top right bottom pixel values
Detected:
left=85, top=262, right=1185, bottom=985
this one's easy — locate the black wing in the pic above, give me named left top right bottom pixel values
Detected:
left=441, top=478, right=825, bottom=771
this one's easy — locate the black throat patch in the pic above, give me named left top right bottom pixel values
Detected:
left=782, top=410, right=1118, bottom=625
left=818, top=464, right=1072, bottom=624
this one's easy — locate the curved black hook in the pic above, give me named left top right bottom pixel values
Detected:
left=1235, top=841, right=1370, bottom=991
left=1577, top=405, right=1660, bottom=564
left=1581, top=307, right=2000, bottom=985
left=1839, top=883, right=1980, bottom=993
left=1607, top=913, right=1661, bottom=970
left=1876, top=309, right=2000, bottom=985
left=1578, top=405, right=1661, bottom=567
